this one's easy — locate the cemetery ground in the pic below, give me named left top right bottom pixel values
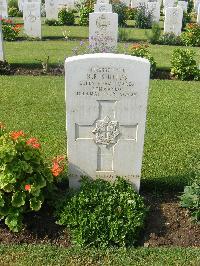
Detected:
left=0, top=23, right=200, bottom=264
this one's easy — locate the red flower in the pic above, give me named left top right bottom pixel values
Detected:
left=10, top=130, right=25, bottom=140
left=26, top=138, right=41, bottom=149
left=51, top=156, right=65, bottom=177
left=25, top=184, right=31, bottom=191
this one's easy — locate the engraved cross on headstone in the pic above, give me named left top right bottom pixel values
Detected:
left=75, top=100, right=138, bottom=173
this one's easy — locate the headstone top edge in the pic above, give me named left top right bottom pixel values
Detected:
left=65, top=53, right=151, bottom=66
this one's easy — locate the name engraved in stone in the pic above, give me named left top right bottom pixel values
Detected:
left=76, top=66, right=136, bottom=97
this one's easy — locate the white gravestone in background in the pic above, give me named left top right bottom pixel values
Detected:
left=65, top=53, right=150, bottom=191
left=94, top=2, right=112, bottom=12
left=0, top=0, right=8, bottom=18
left=131, top=0, right=148, bottom=8
left=197, top=4, right=200, bottom=24
left=23, top=2, right=41, bottom=38
left=194, top=0, right=200, bottom=12
left=0, top=18, right=4, bottom=61
left=163, top=0, right=175, bottom=11
left=45, top=0, right=59, bottom=19
left=177, top=1, right=188, bottom=12
left=121, top=0, right=131, bottom=7
left=58, top=0, right=75, bottom=9
left=89, top=2, right=118, bottom=52
left=164, top=7, right=183, bottom=35
left=147, top=2, right=160, bottom=22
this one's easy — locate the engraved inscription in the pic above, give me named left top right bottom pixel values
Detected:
left=76, top=66, right=136, bottom=97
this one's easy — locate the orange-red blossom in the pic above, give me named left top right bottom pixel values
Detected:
left=25, top=184, right=31, bottom=191
left=51, top=156, right=65, bottom=177
left=26, top=138, right=41, bottom=149
left=10, top=130, right=25, bottom=140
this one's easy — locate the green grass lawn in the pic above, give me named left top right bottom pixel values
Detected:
left=0, top=245, right=199, bottom=265
left=0, top=76, right=199, bottom=190
left=3, top=24, right=200, bottom=69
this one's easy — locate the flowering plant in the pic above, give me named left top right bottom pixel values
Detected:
left=1, top=18, right=22, bottom=41
left=0, top=123, right=65, bottom=232
left=181, top=23, right=200, bottom=47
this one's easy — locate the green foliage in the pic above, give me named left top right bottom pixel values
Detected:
left=182, top=11, right=191, bottom=29
left=181, top=23, right=200, bottom=47
left=135, top=5, right=153, bottom=29
left=0, top=61, right=11, bottom=75
left=8, top=0, right=18, bottom=9
left=57, top=177, right=147, bottom=247
left=187, top=0, right=193, bottom=13
left=145, top=22, right=161, bottom=44
left=180, top=162, right=200, bottom=222
left=126, top=7, right=137, bottom=20
left=8, top=7, right=22, bottom=17
left=118, top=27, right=130, bottom=42
left=58, top=8, right=75, bottom=26
left=159, top=32, right=183, bottom=46
left=1, top=18, right=21, bottom=41
left=130, top=44, right=156, bottom=77
left=45, top=19, right=60, bottom=26
left=79, top=6, right=93, bottom=26
left=0, top=124, right=58, bottom=232
left=112, top=2, right=127, bottom=26
left=170, top=48, right=200, bottom=81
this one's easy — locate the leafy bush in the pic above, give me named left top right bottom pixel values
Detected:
left=187, top=0, right=193, bottom=13
left=8, top=0, right=18, bottom=9
left=180, top=163, right=200, bottom=222
left=58, top=8, right=75, bottom=26
left=126, top=7, right=137, bottom=20
left=146, top=22, right=161, bottom=44
left=45, top=19, right=60, bottom=26
left=182, top=11, right=191, bottom=29
left=130, top=44, right=156, bottom=77
left=0, top=61, right=12, bottom=75
left=57, top=177, right=147, bottom=247
left=0, top=123, right=65, bottom=232
left=79, top=6, right=93, bottom=26
left=112, top=2, right=127, bottom=26
left=159, top=32, right=183, bottom=46
left=1, top=18, right=22, bottom=41
left=170, top=48, right=200, bottom=81
left=135, top=5, right=153, bottom=29
left=181, top=23, right=200, bottom=47
left=118, top=27, right=130, bottom=42
left=8, top=7, right=22, bottom=17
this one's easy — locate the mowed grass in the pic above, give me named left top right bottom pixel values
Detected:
left=0, top=76, right=199, bottom=189
left=0, top=244, right=199, bottom=265
left=3, top=24, right=200, bottom=69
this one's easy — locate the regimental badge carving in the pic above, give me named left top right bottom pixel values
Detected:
left=28, top=11, right=37, bottom=22
left=92, top=116, right=120, bottom=146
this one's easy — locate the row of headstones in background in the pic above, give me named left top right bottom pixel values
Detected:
left=65, top=53, right=150, bottom=190
left=89, top=0, right=118, bottom=52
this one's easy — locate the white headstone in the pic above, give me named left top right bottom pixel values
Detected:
left=45, top=0, right=59, bottom=19
left=177, top=1, right=188, bottom=12
left=58, top=0, right=75, bottom=9
left=163, top=0, right=175, bottom=11
left=94, top=3, right=112, bottom=12
left=194, top=0, right=200, bottom=12
left=65, top=53, right=150, bottom=191
left=147, top=2, right=160, bottom=22
left=0, top=0, right=8, bottom=18
left=0, top=18, right=4, bottom=61
left=121, top=0, right=131, bottom=6
left=23, top=2, right=42, bottom=39
left=89, top=8, right=118, bottom=52
left=131, top=0, right=148, bottom=8
left=164, top=6, right=183, bottom=35
left=197, top=4, right=200, bottom=24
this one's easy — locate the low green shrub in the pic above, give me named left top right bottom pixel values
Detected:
left=126, top=7, right=137, bottom=20
left=159, top=32, right=183, bottom=46
left=45, top=19, right=60, bottom=26
left=0, top=61, right=11, bottom=75
left=146, top=22, right=161, bottom=44
left=8, top=0, right=18, bottom=9
left=79, top=6, right=93, bottom=26
left=112, top=2, right=127, bottom=26
left=170, top=48, right=200, bottom=81
left=135, top=5, right=153, bottom=29
left=180, top=162, right=200, bottom=222
left=58, top=8, right=75, bottom=26
left=182, top=11, right=191, bottom=29
left=8, top=7, right=22, bottom=17
left=57, top=177, right=147, bottom=247
left=130, top=44, right=156, bottom=77
left=0, top=123, right=65, bottom=232
left=181, top=23, right=200, bottom=47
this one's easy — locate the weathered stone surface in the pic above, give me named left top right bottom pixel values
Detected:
left=65, top=53, right=150, bottom=191
left=164, top=6, right=183, bottom=36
